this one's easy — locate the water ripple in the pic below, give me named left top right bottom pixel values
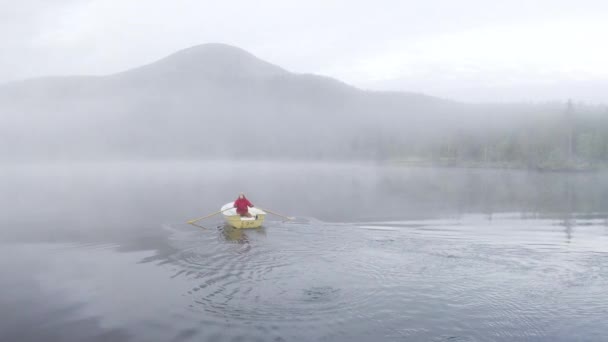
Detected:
left=154, top=216, right=608, bottom=340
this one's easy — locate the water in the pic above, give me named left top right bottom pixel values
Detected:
left=1, top=161, right=608, bottom=341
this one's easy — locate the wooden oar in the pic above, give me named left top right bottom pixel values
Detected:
left=188, top=222, right=209, bottom=230
left=187, top=207, right=232, bottom=224
left=259, top=208, right=294, bottom=221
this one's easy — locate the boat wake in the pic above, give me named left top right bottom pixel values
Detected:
left=154, top=214, right=608, bottom=340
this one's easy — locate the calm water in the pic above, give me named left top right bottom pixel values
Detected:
left=1, top=161, right=608, bottom=341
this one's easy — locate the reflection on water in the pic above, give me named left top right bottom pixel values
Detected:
left=2, top=215, right=608, bottom=341
left=221, top=225, right=267, bottom=244
left=2, top=161, right=608, bottom=234
left=1, top=162, right=608, bottom=341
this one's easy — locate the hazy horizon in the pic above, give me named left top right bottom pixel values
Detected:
left=2, top=0, right=607, bottom=104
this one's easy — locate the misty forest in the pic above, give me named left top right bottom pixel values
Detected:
left=2, top=44, right=607, bottom=170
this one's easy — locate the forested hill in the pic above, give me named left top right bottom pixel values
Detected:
left=1, top=43, right=607, bottom=169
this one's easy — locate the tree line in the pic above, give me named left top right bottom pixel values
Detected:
left=378, top=101, right=608, bottom=170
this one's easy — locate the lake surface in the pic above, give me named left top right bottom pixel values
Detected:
left=1, top=161, right=608, bottom=341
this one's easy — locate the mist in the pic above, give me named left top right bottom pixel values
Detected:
left=2, top=43, right=608, bottom=170
left=2, top=2, right=608, bottom=342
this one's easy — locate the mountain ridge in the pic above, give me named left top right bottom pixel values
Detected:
left=1, top=43, right=437, bottom=101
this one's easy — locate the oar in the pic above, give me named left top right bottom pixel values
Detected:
left=188, top=222, right=209, bottom=230
left=259, top=208, right=294, bottom=221
left=187, top=207, right=232, bottom=224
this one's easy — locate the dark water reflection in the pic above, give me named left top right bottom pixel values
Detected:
left=1, top=161, right=608, bottom=341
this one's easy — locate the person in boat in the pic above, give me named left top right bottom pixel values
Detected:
left=233, top=193, right=254, bottom=217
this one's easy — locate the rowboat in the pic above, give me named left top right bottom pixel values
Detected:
left=220, top=202, right=266, bottom=229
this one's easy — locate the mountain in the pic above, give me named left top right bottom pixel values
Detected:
left=1, top=43, right=600, bottom=163
left=0, top=44, right=444, bottom=160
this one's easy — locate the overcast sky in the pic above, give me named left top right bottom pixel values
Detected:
left=2, top=0, right=607, bottom=103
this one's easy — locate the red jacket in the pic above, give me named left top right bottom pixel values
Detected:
left=234, top=197, right=253, bottom=215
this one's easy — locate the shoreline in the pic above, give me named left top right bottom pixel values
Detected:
left=388, top=159, right=603, bottom=173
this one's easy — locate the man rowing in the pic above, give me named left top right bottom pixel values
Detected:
left=233, top=193, right=254, bottom=217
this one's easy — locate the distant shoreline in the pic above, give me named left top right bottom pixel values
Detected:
left=389, top=159, right=603, bottom=173
left=1, top=157, right=604, bottom=173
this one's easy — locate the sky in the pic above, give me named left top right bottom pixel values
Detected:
left=1, top=0, right=607, bottom=103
